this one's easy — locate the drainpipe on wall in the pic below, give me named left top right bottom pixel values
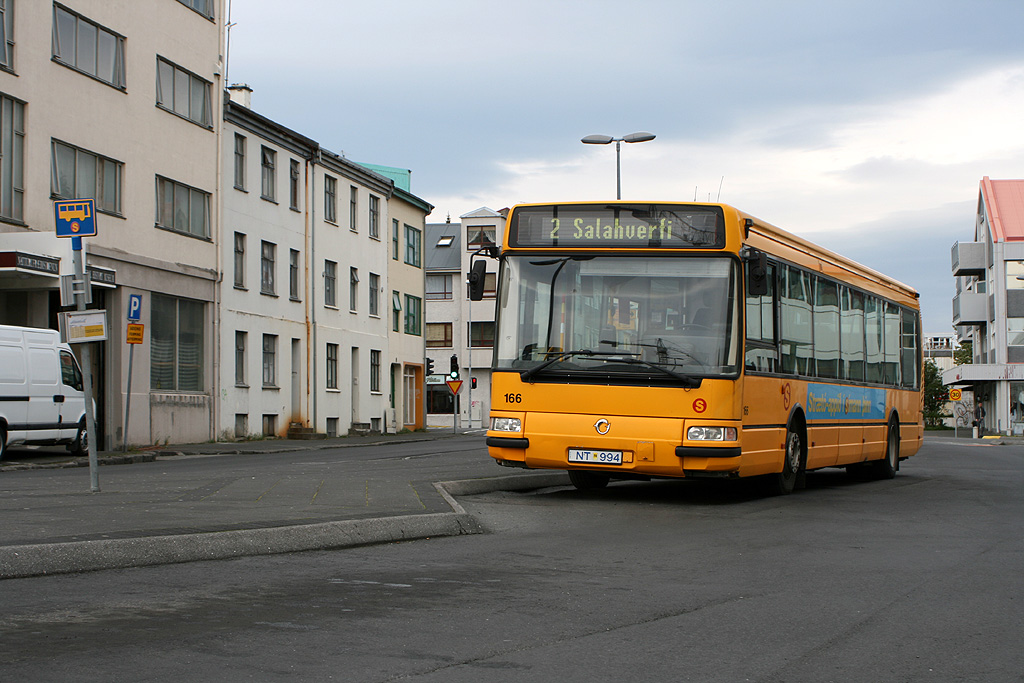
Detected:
left=310, top=148, right=320, bottom=432
left=211, top=61, right=226, bottom=443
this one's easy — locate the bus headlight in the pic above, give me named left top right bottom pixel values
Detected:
left=687, top=426, right=738, bottom=442
left=491, top=417, right=522, bottom=433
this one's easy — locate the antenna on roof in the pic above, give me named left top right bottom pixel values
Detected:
left=717, top=176, right=724, bottom=202
left=446, top=213, right=451, bottom=224
left=694, top=186, right=697, bottom=201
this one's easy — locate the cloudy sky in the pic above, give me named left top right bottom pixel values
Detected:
left=226, top=0, right=1024, bottom=334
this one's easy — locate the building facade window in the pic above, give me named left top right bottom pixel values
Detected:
left=52, top=5, right=126, bottom=89
left=349, top=267, right=359, bottom=311
left=324, top=260, right=337, bottom=307
left=370, top=350, right=381, bottom=393
left=368, top=273, right=379, bottom=316
left=260, top=241, right=276, bottom=295
left=324, top=175, right=337, bottom=223
left=404, top=294, right=421, bottom=335
left=0, top=92, right=24, bottom=223
left=426, top=273, right=453, bottom=300
left=289, top=159, right=300, bottom=210
left=467, top=225, right=496, bottom=249
left=0, top=0, right=14, bottom=70
left=234, top=331, right=247, bottom=386
left=404, top=225, right=421, bottom=267
left=151, top=294, right=205, bottom=391
left=392, top=219, right=399, bottom=260
left=233, top=232, right=245, bottom=288
left=326, top=343, right=338, bottom=389
left=392, top=291, right=401, bottom=332
left=260, top=146, right=276, bottom=201
left=155, top=176, right=210, bottom=238
left=233, top=133, right=246, bottom=190
left=156, top=56, right=211, bottom=127
left=369, top=195, right=380, bottom=238
left=51, top=139, right=122, bottom=214
left=262, top=334, right=277, bottom=387
left=349, top=186, right=358, bottom=231
left=470, top=321, right=495, bottom=347
left=289, top=249, right=300, bottom=300
left=176, top=0, right=214, bottom=19
left=426, top=322, right=453, bottom=348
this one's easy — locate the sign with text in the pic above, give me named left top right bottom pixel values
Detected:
left=60, top=310, right=108, bottom=343
left=126, top=323, right=144, bottom=344
left=508, top=203, right=725, bottom=249
left=805, top=384, right=886, bottom=421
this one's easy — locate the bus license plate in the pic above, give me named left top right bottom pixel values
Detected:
left=568, top=449, right=623, bottom=465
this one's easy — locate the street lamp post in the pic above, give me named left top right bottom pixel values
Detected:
left=581, top=131, right=656, bottom=199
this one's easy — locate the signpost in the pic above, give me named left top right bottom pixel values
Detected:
left=123, top=296, right=144, bottom=452
left=446, top=379, right=463, bottom=433
left=54, top=199, right=101, bottom=492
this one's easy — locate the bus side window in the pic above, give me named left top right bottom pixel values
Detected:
left=745, top=262, right=776, bottom=372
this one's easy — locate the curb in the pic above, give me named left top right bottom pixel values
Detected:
left=0, top=471, right=569, bottom=580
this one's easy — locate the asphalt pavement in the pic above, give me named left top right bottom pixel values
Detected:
left=0, top=429, right=1018, bottom=581
left=0, top=429, right=568, bottom=580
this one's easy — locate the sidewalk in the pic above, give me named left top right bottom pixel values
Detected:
left=0, top=429, right=568, bottom=580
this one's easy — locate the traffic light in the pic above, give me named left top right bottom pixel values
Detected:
left=425, top=358, right=434, bottom=375
left=471, top=377, right=477, bottom=389
left=449, top=354, right=459, bottom=379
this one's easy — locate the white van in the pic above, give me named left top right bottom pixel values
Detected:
left=0, top=324, right=89, bottom=459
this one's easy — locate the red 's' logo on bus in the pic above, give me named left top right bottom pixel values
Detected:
left=693, top=398, right=707, bottom=413
left=781, top=383, right=792, bottom=409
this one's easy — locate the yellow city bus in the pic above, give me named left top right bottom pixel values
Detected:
left=479, top=202, right=923, bottom=494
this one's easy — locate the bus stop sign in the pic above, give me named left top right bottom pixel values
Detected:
left=54, top=199, right=97, bottom=238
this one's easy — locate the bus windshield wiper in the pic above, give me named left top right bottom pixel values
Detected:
left=520, top=350, right=595, bottom=381
left=596, top=356, right=702, bottom=387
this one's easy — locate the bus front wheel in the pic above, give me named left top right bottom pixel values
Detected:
left=764, top=429, right=804, bottom=495
left=568, top=470, right=610, bottom=491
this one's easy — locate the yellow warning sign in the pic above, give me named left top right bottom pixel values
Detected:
left=126, top=323, right=145, bottom=344
left=949, top=388, right=962, bottom=401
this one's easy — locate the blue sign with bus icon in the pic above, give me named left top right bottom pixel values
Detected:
left=54, top=199, right=97, bottom=238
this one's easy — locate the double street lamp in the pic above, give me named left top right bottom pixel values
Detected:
left=581, top=131, right=656, bottom=199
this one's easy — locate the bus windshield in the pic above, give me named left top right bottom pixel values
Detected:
left=495, top=255, right=741, bottom=382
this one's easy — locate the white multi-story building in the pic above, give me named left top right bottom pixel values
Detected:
left=0, top=0, right=225, bottom=448
left=221, top=91, right=430, bottom=439
left=944, top=177, right=1024, bottom=435
left=424, top=207, right=504, bottom=429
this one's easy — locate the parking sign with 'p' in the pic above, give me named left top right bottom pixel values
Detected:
left=127, top=293, right=142, bottom=321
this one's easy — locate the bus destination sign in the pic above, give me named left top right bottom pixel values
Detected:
left=508, top=203, right=725, bottom=249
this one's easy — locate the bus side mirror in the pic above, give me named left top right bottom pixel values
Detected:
left=747, top=251, right=768, bottom=297
left=468, top=260, right=487, bottom=301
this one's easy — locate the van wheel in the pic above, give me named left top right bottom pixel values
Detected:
left=70, top=421, right=88, bottom=457
left=568, top=470, right=610, bottom=491
left=0, top=426, right=7, bottom=460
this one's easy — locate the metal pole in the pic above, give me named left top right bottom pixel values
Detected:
left=123, top=343, right=134, bottom=452
left=71, top=237, right=100, bottom=492
left=615, top=140, right=622, bottom=200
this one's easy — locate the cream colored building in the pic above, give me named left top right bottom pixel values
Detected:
left=0, top=0, right=224, bottom=448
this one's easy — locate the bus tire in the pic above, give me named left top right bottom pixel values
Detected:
left=871, top=422, right=899, bottom=480
left=0, top=425, right=7, bottom=460
left=568, top=470, right=610, bottom=491
left=764, top=428, right=804, bottom=496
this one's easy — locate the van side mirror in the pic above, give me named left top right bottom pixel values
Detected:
left=468, top=260, right=488, bottom=301
left=747, top=250, right=768, bottom=297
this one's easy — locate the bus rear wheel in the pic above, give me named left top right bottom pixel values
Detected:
left=871, top=422, right=899, bottom=480
left=763, top=429, right=803, bottom=496
left=568, top=470, right=610, bottom=491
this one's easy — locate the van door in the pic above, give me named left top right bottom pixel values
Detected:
left=58, top=349, right=86, bottom=440
left=27, top=345, right=62, bottom=441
